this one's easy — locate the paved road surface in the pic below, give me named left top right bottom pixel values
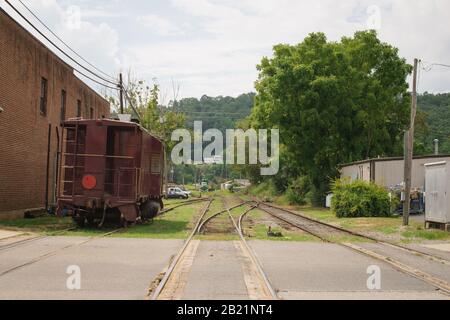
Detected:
left=249, top=241, right=449, bottom=300
left=0, top=237, right=182, bottom=300
left=1, top=235, right=449, bottom=300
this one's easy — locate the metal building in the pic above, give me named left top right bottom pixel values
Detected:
left=340, top=155, right=450, bottom=190
left=425, top=162, right=450, bottom=231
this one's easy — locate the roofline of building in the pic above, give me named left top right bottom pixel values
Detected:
left=0, top=8, right=109, bottom=104
left=339, top=154, right=450, bottom=168
left=63, top=119, right=164, bottom=143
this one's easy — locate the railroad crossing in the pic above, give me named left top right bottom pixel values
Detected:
left=1, top=196, right=449, bottom=300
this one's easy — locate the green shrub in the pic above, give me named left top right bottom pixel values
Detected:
left=286, top=176, right=312, bottom=205
left=331, top=179, right=392, bottom=218
left=249, top=180, right=279, bottom=201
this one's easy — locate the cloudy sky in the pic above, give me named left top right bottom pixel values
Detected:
left=1, top=0, right=450, bottom=99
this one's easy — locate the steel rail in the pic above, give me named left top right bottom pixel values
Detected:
left=260, top=202, right=450, bottom=266
left=149, top=199, right=214, bottom=300
left=0, top=227, right=77, bottom=252
left=238, top=205, right=258, bottom=235
left=159, top=198, right=211, bottom=215
left=198, top=201, right=252, bottom=233
left=223, top=199, right=278, bottom=300
left=257, top=203, right=450, bottom=296
left=164, top=198, right=206, bottom=206
left=0, top=229, right=122, bottom=277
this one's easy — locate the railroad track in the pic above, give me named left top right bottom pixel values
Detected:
left=0, top=228, right=122, bottom=278
left=197, top=200, right=252, bottom=233
left=149, top=198, right=214, bottom=300
left=149, top=197, right=278, bottom=300
left=160, top=197, right=211, bottom=215
left=0, top=199, right=210, bottom=270
left=256, top=202, right=450, bottom=296
left=0, top=227, right=77, bottom=253
left=260, top=202, right=450, bottom=266
left=226, top=199, right=278, bottom=300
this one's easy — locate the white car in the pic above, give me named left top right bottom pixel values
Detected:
left=166, top=187, right=190, bottom=199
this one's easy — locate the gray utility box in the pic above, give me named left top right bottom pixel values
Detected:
left=425, top=161, right=450, bottom=231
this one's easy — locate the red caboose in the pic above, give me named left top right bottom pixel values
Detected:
left=57, top=119, right=165, bottom=227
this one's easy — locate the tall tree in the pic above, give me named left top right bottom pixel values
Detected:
left=108, top=79, right=185, bottom=153
left=252, top=30, right=412, bottom=204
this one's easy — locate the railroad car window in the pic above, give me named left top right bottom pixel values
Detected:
left=151, top=154, right=161, bottom=174
left=76, top=100, right=82, bottom=117
left=90, top=107, right=94, bottom=119
left=39, top=77, right=48, bottom=116
left=60, top=90, right=66, bottom=123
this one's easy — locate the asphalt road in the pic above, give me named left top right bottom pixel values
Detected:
left=0, top=236, right=183, bottom=300
left=0, top=235, right=449, bottom=300
left=249, top=241, right=450, bottom=300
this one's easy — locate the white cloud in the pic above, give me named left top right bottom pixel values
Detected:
left=1, top=0, right=121, bottom=92
left=1, top=0, right=450, bottom=97
left=137, top=14, right=183, bottom=36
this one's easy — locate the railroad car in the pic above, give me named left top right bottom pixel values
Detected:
left=57, top=119, right=165, bottom=227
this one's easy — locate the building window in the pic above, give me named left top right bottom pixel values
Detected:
left=90, top=107, right=94, bottom=119
left=60, top=90, right=66, bottom=123
left=76, top=100, right=82, bottom=118
left=39, top=78, right=48, bottom=116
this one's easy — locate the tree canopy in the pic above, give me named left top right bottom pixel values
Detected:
left=176, top=93, right=255, bottom=133
left=251, top=30, right=412, bottom=204
left=415, top=93, right=450, bottom=154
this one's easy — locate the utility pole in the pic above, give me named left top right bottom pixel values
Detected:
left=119, top=73, right=124, bottom=114
left=403, top=58, right=419, bottom=226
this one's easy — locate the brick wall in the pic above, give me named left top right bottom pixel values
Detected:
left=0, top=9, right=110, bottom=220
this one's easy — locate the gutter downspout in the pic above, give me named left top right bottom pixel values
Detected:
left=45, top=124, right=52, bottom=212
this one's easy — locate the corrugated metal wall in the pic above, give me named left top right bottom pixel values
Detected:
left=341, top=156, right=450, bottom=189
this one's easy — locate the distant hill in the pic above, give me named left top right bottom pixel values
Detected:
left=175, top=93, right=255, bottom=133
left=416, top=93, right=450, bottom=155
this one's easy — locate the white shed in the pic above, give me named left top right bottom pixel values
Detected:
left=425, top=161, right=450, bottom=231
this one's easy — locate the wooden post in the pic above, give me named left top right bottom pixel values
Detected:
left=119, top=73, right=124, bottom=114
left=403, top=58, right=419, bottom=226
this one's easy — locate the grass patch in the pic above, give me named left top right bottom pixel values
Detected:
left=0, top=216, right=74, bottom=233
left=282, top=206, right=450, bottom=242
left=246, top=224, right=318, bottom=242
left=111, top=203, right=204, bottom=239
left=402, top=229, right=450, bottom=241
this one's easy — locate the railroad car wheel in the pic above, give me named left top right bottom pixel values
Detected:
left=73, top=216, right=86, bottom=228
left=121, top=217, right=129, bottom=228
left=141, top=201, right=160, bottom=221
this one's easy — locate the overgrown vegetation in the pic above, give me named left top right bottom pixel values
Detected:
left=331, top=179, right=392, bottom=218
left=177, top=93, right=255, bottom=133
left=415, top=93, right=450, bottom=155
left=247, top=30, right=412, bottom=205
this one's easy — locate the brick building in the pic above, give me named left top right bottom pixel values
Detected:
left=0, top=9, right=110, bottom=220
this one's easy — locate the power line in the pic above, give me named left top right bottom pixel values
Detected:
left=421, top=60, right=450, bottom=72
left=181, top=112, right=251, bottom=115
left=16, top=0, right=116, bottom=82
left=4, top=0, right=119, bottom=87
left=73, top=70, right=119, bottom=90
left=122, top=88, right=142, bottom=122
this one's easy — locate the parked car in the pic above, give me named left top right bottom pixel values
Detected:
left=166, top=187, right=190, bottom=199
